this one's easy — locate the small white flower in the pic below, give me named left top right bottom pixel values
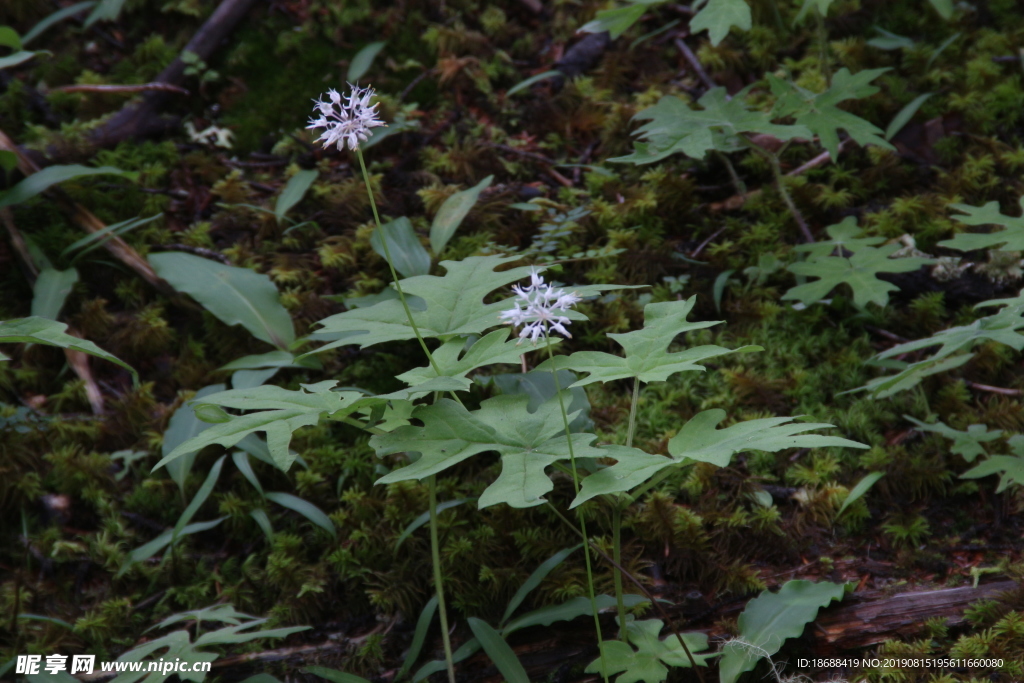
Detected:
left=307, top=84, right=386, bottom=152
left=499, top=268, right=582, bottom=344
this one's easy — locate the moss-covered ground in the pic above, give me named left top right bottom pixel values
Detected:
left=2, top=0, right=1024, bottom=681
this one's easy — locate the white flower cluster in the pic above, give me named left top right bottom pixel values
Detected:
left=307, top=84, right=386, bottom=152
left=499, top=268, right=582, bottom=343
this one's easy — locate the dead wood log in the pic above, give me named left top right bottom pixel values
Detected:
left=72, top=579, right=1021, bottom=682
left=82, top=0, right=258, bottom=150
left=813, top=579, right=1019, bottom=651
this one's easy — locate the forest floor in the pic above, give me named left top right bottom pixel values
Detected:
left=1, top=0, right=1024, bottom=681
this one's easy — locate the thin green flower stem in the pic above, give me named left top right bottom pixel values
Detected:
left=740, top=137, right=814, bottom=244
left=544, top=502, right=706, bottom=683
left=428, top=474, right=456, bottom=683
left=356, top=148, right=457, bottom=683
left=356, top=148, right=442, bottom=378
left=613, top=376, right=641, bottom=638
left=545, top=341, right=609, bottom=683
left=815, top=8, right=832, bottom=87
left=713, top=150, right=747, bottom=196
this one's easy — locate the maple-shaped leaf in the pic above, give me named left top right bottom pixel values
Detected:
left=310, top=255, right=535, bottom=350
left=609, top=88, right=811, bottom=165
left=311, top=257, right=629, bottom=351
left=539, top=298, right=761, bottom=386
left=371, top=393, right=604, bottom=508
left=840, top=353, right=974, bottom=400
left=962, top=435, right=1024, bottom=493
left=769, top=68, right=893, bottom=161
left=573, top=410, right=866, bottom=506
left=792, top=216, right=885, bottom=260
left=397, top=328, right=558, bottom=386
left=904, top=416, right=1002, bottom=462
left=690, top=0, right=751, bottom=47
left=874, top=299, right=1024, bottom=363
left=586, top=618, right=712, bottom=683
left=784, top=243, right=935, bottom=309
left=572, top=445, right=679, bottom=507
left=938, top=196, right=1024, bottom=252
left=840, top=289, right=1024, bottom=399
left=111, top=620, right=306, bottom=683
left=154, top=377, right=466, bottom=472
left=668, top=410, right=867, bottom=465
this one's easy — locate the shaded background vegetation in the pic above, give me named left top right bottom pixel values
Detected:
left=2, top=0, right=1024, bottom=680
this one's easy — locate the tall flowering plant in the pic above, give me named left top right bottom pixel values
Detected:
left=157, top=85, right=869, bottom=683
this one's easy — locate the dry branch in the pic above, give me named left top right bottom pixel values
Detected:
left=0, top=128, right=177, bottom=299
left=82, top=0, right=258, bottom=150
left=814, top=579, right=1018, bottom=650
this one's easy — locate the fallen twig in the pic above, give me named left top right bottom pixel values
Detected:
left=0, top=209, right=105, bottom=413
left=82, top=0, right=258, bottom=150
left=963, top=380, right=1022, bottom=396
left=674, top=37, right=717, bottom=91
left=52, top=83, right=190, bottom=95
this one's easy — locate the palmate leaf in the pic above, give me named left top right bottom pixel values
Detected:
left=311, top=256, right=630, bottom=351
left=109, top=631, right=219, bottom=683
left=904, top=416, right=1002, bottom=462
left=397, top=328, right=557, bottom=386
left=371, top=392, right=608, bottom=508
left=311, top=255, right=535, bottom=350
left=690, top=0, right=751, bottom=46
left=609, top=88, right=811, bottom=165
left=875, top=294, right=1024, bottom=363
left=149, top=604, right=256, bottom=632
left=841, top=353, right=974, bottom=399
left=769, top=68, right=893, bottom=161
left=719, top=580, right=846, bottom=683
left=573, top=410, right=866, bottom=506
left=791, top=217, right=885, bottom=260
left=154, top=377, right=466, bottom=472
left=111, top=619, right=307, bottom=683
left=962, top=435, right=1024, bottom=493
left=784, top=243, right=935, bottom=309
left=587, top=619, right=712, bottom=683
left=938, top=196, right=1024, bottom=252
left=539, top=297, right=761, bottom=386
